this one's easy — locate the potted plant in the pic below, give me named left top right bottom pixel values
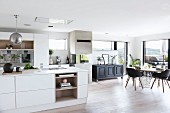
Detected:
left=97, top=56, right=102, bottom=65
left=49, top=49, right=54, bottom=64
left=11, top=54, right=20, bottom=62
left=129, top=54, right=140, bottom=68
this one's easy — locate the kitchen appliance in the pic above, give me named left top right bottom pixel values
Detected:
left=69, top=54, right=76, bottom=66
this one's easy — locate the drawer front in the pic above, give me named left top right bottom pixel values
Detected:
left=77, top=85, right=88, bottom=98
left=77, top=72, right=88, bottom=86
left=0, top=93, right=15, bottom=111
left=0, top=76, right=15, bottom=94
left=16, top=89, right=55, bottom=108
left=16, top=74, right=55, bottom=92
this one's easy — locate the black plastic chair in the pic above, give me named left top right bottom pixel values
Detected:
left=151, top=69, right=170, bottom=93
left=125, top=68, right=143, bottom=91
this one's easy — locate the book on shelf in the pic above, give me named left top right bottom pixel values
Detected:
left=59, top=74, right=75, bottom=77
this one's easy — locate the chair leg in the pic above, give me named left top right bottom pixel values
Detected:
left=166, top=80, right=170, bottom=89
left=134, top=78, right=136, bottom=91
left=151, top=78, right=156, bottom=89
left=162, top=79, right=164, bottom=93
left=132, top=78, right=134, bottom=86
left=139, top=77, right=143, bottom=89
left=158, top=79, right=160, bottom=87
left=125, top=76, right=130, bottom=88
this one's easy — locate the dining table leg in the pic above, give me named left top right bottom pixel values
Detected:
left=151, top=78, right=156, bottom=89
left=166, top=80, right=170, bottom=89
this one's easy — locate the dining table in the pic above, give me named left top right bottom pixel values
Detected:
left=137, top=68, right=164, bottom=88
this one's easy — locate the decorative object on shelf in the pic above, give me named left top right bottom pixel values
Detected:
left=6, top=44, right=13, bottom=49
left=3, top=63, right=14, bottom=73
left=49, top=49, right=54, bottom=64
left=66, top=56, right=69, bottom=64
left=60, top=78, right=71, bottom=87
left=16, top=66, right=22, bottom=72
left=102, top=54, right=109, bottom=65
left=111, top=55, right=117, bottom=64
left=63, top=79, right=67, bottom=83
left=97, top=56, right=102, bottom=65
left=9, top=15, right=22, bottom=45
left=56, top=56, right=61, bottom=65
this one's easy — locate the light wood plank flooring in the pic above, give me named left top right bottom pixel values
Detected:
left=37, top=76, right=170, bottom=113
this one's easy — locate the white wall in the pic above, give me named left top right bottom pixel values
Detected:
left=49, top=32, right=69, bottom=64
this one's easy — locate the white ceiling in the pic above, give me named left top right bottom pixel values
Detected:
left=0, top=0, right=170, bottom=36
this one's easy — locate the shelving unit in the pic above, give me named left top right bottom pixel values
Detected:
left=55, top=73, right=77, bottom=102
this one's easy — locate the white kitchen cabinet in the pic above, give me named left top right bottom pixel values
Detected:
left=34, top=33, right=49, bottom=67
left=0, top=76, right=15, bottom=94
left=0, top=93, right=15, bottom=111
left=77, top=85, right=88, bottom=98
left=16, top=74, right=55, bottom=92
left=16, top=89, right=55, bottom=108
left=77, top=71, right=88, bottom=86
left=75, top=63, right=92, bottom=84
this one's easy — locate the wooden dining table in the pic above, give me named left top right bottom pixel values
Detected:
left=137, top=68, right=164, bottom=88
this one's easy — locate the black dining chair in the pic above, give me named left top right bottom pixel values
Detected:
left=151, top=69, right=170, bottom=93
left=125, top=68, right=143, bottom=91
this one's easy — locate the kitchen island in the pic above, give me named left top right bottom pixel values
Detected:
left=0, top=67, right=88, bottom=113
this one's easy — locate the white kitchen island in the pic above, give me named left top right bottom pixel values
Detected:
left=0, top=67, right=88, bottom=113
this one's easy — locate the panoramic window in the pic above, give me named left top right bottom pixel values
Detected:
left=144, top=40, right=168, bottom=65
left=49, top=39, right=67, bottom=50
left=117, top=42, right=125, bottom=64
left=92, top=41, right=113, bottom=50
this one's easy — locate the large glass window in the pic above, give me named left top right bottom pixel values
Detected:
left=49, top=39, right=67, bottom=50
left=92, top=41, right=112, bottom=50
left=117, top=42, right=125, bottom=64
left=144, top=40, right=168, bottom=65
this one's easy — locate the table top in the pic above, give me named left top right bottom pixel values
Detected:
left=139, top=68, right=163, bottom=73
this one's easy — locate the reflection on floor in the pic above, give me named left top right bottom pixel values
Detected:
left=38, top=75, right=170, bottom=113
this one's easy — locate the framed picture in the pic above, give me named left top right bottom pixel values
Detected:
left=102, top=54, right=109, bottom=65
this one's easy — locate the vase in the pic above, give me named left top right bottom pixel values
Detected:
left=49, top=56, right=53, bottom=65
left=3, top=63, right=14, bottom=73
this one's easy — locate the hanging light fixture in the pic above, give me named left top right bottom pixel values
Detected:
left=10, top=15, right=22, bottom=45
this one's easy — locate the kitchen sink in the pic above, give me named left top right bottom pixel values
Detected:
left=42, top=67, right=67, bottom=70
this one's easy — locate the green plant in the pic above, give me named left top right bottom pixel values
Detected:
left=11, top=54, right=20, bottom=59
left=49, top=49, right=54, bottom=55
left=97, top=56, right=102, bottom=61
left=129, top=54, right=140, bottom=67
left=118, top=56, right=125, bottom=64
left=0, top=55, right=3, bottom=59
left=111, top=55, right=117, bottom=59
left=24, top=63, right=37, bottom=70
left=165, top=55, right=168, bottom=62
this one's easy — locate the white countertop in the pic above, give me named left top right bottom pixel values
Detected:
left=0, top=67, right=88, bottom=77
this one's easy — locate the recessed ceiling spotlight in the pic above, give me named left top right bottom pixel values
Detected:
left=48, top=25, right=53, bottom=27
left=35, top=17, right=73, bottom=25
left=24, top=24, right=31, bottom=26
left=105, top=33, right=109, bottom=34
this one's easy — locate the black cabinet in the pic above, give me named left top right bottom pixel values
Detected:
left=92, top=64, right=123, bottom=81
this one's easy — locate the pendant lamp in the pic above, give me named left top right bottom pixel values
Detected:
left=10, top=15, right=22, bottom=45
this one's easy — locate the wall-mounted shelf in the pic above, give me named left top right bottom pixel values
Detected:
left=0, top=49, right=34, bottom=51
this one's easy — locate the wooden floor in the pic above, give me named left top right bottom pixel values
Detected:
left=37, top=76, right=170, bottom=113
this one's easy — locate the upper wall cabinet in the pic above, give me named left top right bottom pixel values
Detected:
left=69, top=30, right=92, bottom=54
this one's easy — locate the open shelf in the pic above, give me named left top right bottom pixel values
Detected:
left=56, top=96, right=77, bottom=102
left=56, top=86, right=77, bottom=91
left=55, top=73, right=77, bottom=102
